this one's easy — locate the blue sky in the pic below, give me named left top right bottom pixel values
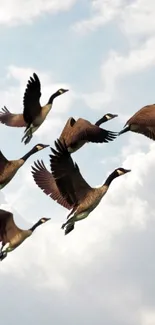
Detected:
left=1, top=1, right=155, bottom=324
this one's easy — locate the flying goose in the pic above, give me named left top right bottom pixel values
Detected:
left=21, top=73, right=68, bottom=144
left=59, top=113, right=118, bottom=153
left=119, top=104, right=155, bottom=140
left=31, top=140, right=131, bottom=235
left=0, top=143, right=49, bottom=189
left=0, top=209, right=50, bottom=261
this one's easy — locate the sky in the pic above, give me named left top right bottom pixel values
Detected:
left=1, top=0, right=155, bottom=324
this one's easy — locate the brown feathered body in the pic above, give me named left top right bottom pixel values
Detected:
left=59, top=116, right=117, bottom=153
left=119, top=104, right=155, bottom=140
left=32, top=140, right=130, bottom=235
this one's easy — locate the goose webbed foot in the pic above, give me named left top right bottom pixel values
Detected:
left=21, top=129, right=32, bottom=144
left=24, top=135, right=32, bottom=145
left=61, top=221, right=75, bottom=235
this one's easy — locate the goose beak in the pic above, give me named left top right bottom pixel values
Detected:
left=124, top=169, right=131, bottom=173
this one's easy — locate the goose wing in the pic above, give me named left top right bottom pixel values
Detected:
left=0, top=151, right=9, bottom=172
left=31, top=160, right=74, bottom=209
left=23, top=73, right=42, bottom=125
left=59, top=117, right=76, bottom=141
left=0, top=106, right=26, bottom=127
left=0, top=209, right=22, bottom=245
left=65, top=118, right=117, bottom=146
left=50, top=139, right=92, bottom=204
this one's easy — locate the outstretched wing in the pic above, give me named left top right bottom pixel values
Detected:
left=23, top=73, right=42, bottom=125
left=31, top=160, right=74, bottom=209
left=59, top=117, right=76, bottom=141
left=0, top=106, right=26, bottom=127
left=50, top=139, right=92, bottom=204
left=64, top=118, right=117, bottom=146
left=0, top=209, right=21, bottom=245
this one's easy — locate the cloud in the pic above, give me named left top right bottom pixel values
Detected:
left=120, top=0, right=155, bottom=39
left=1, top=135, right=155, bottom=324
left=141, top=310, right=155, bottom=325
left=81, top=37, right=155, bottom=110
left=74, top=0, right=155, bottom=44
left=73, top=0, right=126, bottom=33
left=0, top=0, right=78, bottom=26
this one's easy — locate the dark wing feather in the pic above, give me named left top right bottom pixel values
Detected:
left=0, top=209, right=21, bottom=245
left=0, top=106, right=26, bottom=127
left=63, top=118, right=117, bottom=146
left=31, top=160, right=74, bottom=209
left=23, top=73, right=42, bottom=125
left=0, top=151, right=9, bottom=171
left=126, top=105, right=155, bottom=126
left=50, top=139, right=92, bottom=204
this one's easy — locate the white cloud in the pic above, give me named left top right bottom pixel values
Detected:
left=0, top=0, right=78, bottom=25
left=1, top=135, right=155, bottom=324
left=74, top=0, right=155, bottom=43
left=82, top=37, right=155, bottom=110
left=121, top=0, right=155, bottom=38
left=74, top=0, right=126, bottom=33
left=141, top=310, right=155, bottom=325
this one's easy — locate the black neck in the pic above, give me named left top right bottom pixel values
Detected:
left=21, top=147, right=37, bottom=162
left=30, top=220, right=41, bottom=232
left=95, top=116, right=107, bottom=126
left=103, top=171, right=118, bottom=187
left=48, top=91, right=59, bottom=104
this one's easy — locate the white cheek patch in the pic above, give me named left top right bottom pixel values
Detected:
left=105, top=115, right=111, bottom=120
left=117, top=170, right=124, bottom=175
left=36, top=145, right=42, bottom=150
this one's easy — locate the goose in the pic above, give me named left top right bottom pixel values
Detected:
left=0, top=143, right=49, bottom=189
left=59, top=113, right=118, bottom=153
left=31, top=140, right=131, bottom=235
left=0, top=209, right=50, bottom=261
left=119, top=104, right=155, bottom=140
left=21, top=73, right=68, bottom=144
left=0, top=106, right=26, bottom=127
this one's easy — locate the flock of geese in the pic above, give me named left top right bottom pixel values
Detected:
left=0, top=72, right=154, bottom=262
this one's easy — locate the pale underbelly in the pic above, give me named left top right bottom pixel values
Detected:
left=75, top=198, right=102, bottom=221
